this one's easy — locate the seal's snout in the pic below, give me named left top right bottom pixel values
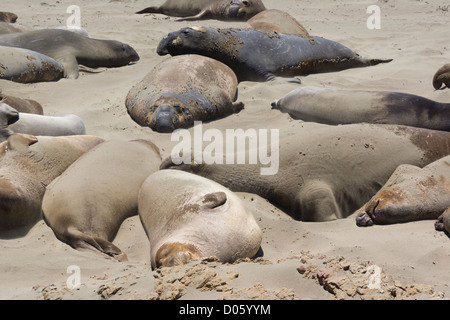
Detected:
left=271, top=100, right=279, bottom=109
left=150, top=104, right=176, bottom=133
left=123, top=44, right=140, bottom=63
left=155, top=242, right=201, bottom=268
left=228, top=3, right=241, bottom=18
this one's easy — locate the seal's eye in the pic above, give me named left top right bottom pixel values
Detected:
left=242, top=0, right=249, bottom=5
left=174, top=104, right=183, bottom=113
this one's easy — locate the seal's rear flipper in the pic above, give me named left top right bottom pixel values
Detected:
left=368, top=58, right=393, bottom=66
left=136, top=7, right=162, bottom=14
left=65, top=228, right=128, bottom=262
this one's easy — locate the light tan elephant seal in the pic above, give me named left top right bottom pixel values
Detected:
left=161, top=123, right=450, bottom=222
left=136, top=0, right=266, bottom=21
left=435, top=208, right=450, bottom=234
left=355, top=155, right=450, bottom=226
left=0, top=134, right=105, bottom=236
left=0, top=94, right=43, bottom=115
left=244, top=9, right=310, bottom=37
left=433, top=63, right=450, bottom=90
left=42, top=139, right=162, bottom=261
left=138, top=169, right=262, bottom=269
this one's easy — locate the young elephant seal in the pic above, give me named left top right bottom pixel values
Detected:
left=355, top=155, right=450, bottom=227
left=138, top=170, right=262, bottom=269
left=42, top=139, right=161, bottom=261
left=125, top=54, right=243, bottom=133
left=0, top=134, right=105, bottom=235
left=136, top=0, right=266, bottom=21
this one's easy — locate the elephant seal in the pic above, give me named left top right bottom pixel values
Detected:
left=0, top=93, right=43, bottom=115
left=138, top=169, right=262, bottom=268
left=0, top=103, right=86, bottom=142
left=42, top=139, right=161, bottom=261
left=136, top=0, right=266, bottom=21
left=271, top=86, right=450, bottom=131
left=244, top=9, right=310, bottom=37
left=433, top=63, right=450, bottom=90
left=435, top=208, right=450, bottom=234
left=0, top=134, right=105, bottom=236
left=157, top=26, right=392, bottom=82
left=0, top=29, right=139, bottom=79
left=0, top=12, right=17, bottom=23
left=355, top=155, right=450, bottom=226
left=161, top=123, right=450, bottom=222
left=125, top=54, right=244, bottom=133
left=0, top=45, right=64, bottom=83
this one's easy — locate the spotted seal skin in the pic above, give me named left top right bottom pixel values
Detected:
left=355, top=155, right=450, bottom=227
left=0, top=45, right=64, bottom=83
left=125, top=54, right=243, bottom=133
left=0, top=29, right=139, bottom=79
left=271, top=86, right=450, bottom=131
left=157, top=26, right=392, bottom=82
left=433, top=63, right=450, bottom=90
left=136, top=0, right=266, bottom=21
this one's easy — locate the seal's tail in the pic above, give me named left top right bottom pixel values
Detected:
left=368, top=58, right=393, bottom=66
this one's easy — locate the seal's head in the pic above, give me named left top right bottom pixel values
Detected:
left=432, top=63, right=450, bottom=90
left=226, top=0, right=266, bottom=21
left=154, top=242, right=202, bottom=268
left=0, top=103, right=19, bottom=126
left=356, top=188, right=409, bottom=226
left=146, top=95, right=192, bottom=133
left=80, top=39, right=140, bottom=67
left=156, top=26, right=212, bottom=56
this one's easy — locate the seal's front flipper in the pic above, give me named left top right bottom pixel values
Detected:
left=231, top=101, right=245, bottom=113
left=58, top=56, right=80, bottom=79
left=78, top=65, right=107, bottom=74
left=66, top=229, right=128, bottom=261
left=295, top=180, right=341, bottom=222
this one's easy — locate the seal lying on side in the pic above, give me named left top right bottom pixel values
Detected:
left=0, top=94, right=43, bottom=114
left=0, top=29, right=139, bottom=79
left=138, top=169, right=262, bottom=268
left=0, top=134, right=105, bottom=235
left=125, top=54, right=244, bottom=133
left=355, top=155, right=450, bottom=226
left=435, top=208, right=450, bottom=235
left=433, top=63, right=450, bottom=90
left=161, top=123, right=450, bottom=222
left=271, top=86, right=450, bottom=131
left=42, top=139, right=161, bottom=261
left=0, top=45, right=64, bottom=83
left=136, top=0, right=266, bottom=21
left=157, top=26, right=392, bottom=82
left=0, top=103, right=86, bottom=142
left=244, top=9, right=310, bottom=37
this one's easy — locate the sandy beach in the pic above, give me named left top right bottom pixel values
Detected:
left=0, top=0, right=449, bottom=301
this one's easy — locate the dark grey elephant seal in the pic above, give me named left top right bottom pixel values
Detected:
left=0, top=94, right=43, bottom=115
left=161, top=123, right=450, bottom=222
left=0, top=103, right=86, bottom=142
left=244, top=9, right=310, bottom=37
left=0, top=134, right=105, bottom=236
left=42, top=139, right=161, bottom=261
left=355, top=155, right=450, bottom=227
left=271, top=86, right=450, bottom=131
left=0, top=29, right=139, bottom=79
left=0, top=45, right=64, bottom=83
left=157, top=26, right=392, bottom=82
left=435, top=208, right=450, bottom=234
left=136, top=0, right=266, bottom=21
left=125, top=54, right=244, bottom=133
left=138, top=169, right=262, bottom=268
left=433, top=63, right=450, bottom=90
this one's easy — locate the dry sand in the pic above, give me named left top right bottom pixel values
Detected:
left=0, top=0, right=449, bottom=301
